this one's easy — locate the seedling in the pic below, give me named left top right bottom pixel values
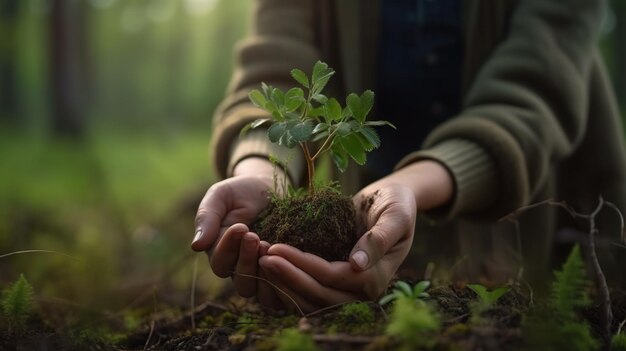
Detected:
left=467, top=284, right=510, bottom=308
left=242, top=60, right=394, bottom=193
left=1, top=274, right=34, bottom=333
left=241, top=61, right=395, bottom=261
left=379, top=280, right=431, bottom=306
left=386, top=296, right=440, bottom=350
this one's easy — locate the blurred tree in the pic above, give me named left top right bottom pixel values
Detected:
left=50, top=0, right=90, bottom=137
left=614, top=0, right=625, bottom=110
left=0, top=0, right=19, bottom=125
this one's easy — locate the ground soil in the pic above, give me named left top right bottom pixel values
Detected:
left=5, top=283, right=625, bottom=350
left=252, top=189, right=357, bottom=262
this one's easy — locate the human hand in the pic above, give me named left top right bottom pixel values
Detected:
left=258, top=183, right=417, bottom=312
left=191, top=158, right=286, bottom=307
left=257, top=160, right=453, bottom=312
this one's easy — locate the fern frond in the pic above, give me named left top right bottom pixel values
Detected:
left=551, top=245, right=589, bottom=320
left=1, top=274, right=34, bottom=331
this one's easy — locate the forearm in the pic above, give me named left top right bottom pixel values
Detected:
left=364, top=160, right=454, bottom=212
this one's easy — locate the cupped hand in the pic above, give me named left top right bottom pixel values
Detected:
left=258, top=160, right=453, bottom=313
left=258, top=183, right=418, bottom=313
left=191, top=158, right=287, bottom=307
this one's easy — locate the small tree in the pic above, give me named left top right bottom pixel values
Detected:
left=242, top=61, right=394, bottom=193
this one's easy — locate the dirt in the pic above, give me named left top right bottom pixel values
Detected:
left=252, top=189, right=357, bottom=262
left=5, top=283, right=625, bottom=350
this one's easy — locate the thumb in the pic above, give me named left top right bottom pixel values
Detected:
left=191, top=187, right=230, bottom=251
left=349, top=213, right=412, bottom=271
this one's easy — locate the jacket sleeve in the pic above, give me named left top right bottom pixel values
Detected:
left=396, top=0, right=605, bottom=219
left=210, top=0, right=319, bottom=183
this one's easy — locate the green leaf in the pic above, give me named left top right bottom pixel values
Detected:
left=263, top=100, right=278, bottom=113
left=308, top=105, right=325, bottom=118
left=324, top=98, right=342, bottom=122
left=339, top=134, right=366, bottom=165
left=330, top=146, right=348, bottom=173
left=365, top=120, right=396, bottom=129
left=251, top=118, right=270, bottom=129
left=261, top=82, right=272, bottom=98
left=289, top=121, right=314, bottom=142
left=468, top=284, right=510, bottom=305
left=359, top=90, right=375, bottom=122
left=312, top=61, right=329, bottom=84
left=240, top=123, right=253, bottom=138
left=335, top=122, right=351, bottom=136
left=413, top=281, right=431, bottom=296
left=395, top=281, right=413, bottom=297
left=285, top=87, right=305, bottom=112
left=248, top=89, right=267, bottom=108
left=312, top=93, right=328, bottom=104
left=312, top=130, right=329, bottom=142
left=359, top=126, right=381, bottom=149
left=271, top=110, right=284, bottom=122
left=268, top=122, right=287, bottom=143
left=346, top=93, right=362, bottom=122
left=271, top=88, right=285, bottom=107
left=342, top=105, right=352, bottom=119
left=312, top=123, right=329, bottom=134
left=280, top=131, right=298, bottom=148
left=240, top=119, right=270, bottom=138
left=378, top=293, right=397, bottom=306
left=290, top=68, right=309, bottom=88
left=311, top=61, right=335, bottom=94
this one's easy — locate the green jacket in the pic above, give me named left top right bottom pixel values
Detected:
left=211, top=0, right=626, bottom=286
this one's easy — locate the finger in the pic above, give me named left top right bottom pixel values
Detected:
left=232, top=232, right=260, bottom=298
left=259, top=241, right=271, bottom=257
left=192, top=185, right=231, bottom=251
left=260, top=255, right=361, bottom=308
left=209, top=223, right=249, bottom=278
left=256, top=269, right=284, bottom=310
left=350, top=202, right=415, bottom=271
left=260, top=261, right=319, bottom=314
left=267, top=244, right=365, bottom=294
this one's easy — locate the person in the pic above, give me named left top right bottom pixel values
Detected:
left=192, top=0, right=626, bottom=312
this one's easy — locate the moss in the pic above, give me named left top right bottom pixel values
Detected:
left=274, top=328, right=318, bottom=351
left=253, top=189, right=356, bottom=261
left=329, top=302, right=378, bottom=334
left=217, top=311, right=238, bottom=327
left=612, top=333, right=626, bottom=351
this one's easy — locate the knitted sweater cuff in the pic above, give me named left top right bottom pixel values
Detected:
left=227, top=129, right=306, bottom=186
left=395, top=139, right=498, bottom=218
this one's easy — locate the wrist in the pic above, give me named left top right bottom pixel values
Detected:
left=376, top=160, right=454, bottom=211
left=232, top=157, right=288, bottom=184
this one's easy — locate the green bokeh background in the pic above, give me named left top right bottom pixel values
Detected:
left=0, top=0, right=624, bottom=322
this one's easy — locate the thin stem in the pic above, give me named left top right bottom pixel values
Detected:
left=232, top=271, right=305, bottom=317
left=587, top=197, right=612, bottom=348
left=190, top=255, right=198, bottom=333
left=0, top=249, right=77, bottom=260
left=300, top=142, right=315, bottom=193
left=311, top=129, right=337, bottom=161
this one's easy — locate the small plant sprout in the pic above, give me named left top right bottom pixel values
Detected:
left=241, top=60, right=395, bottom=193
left=1, top=274, right=35, bottom=333
left=379, top=280, right=431, bottom=306
left=467, top=284, right=510, bottom=308
left=386, top=296, right=440, bottom=351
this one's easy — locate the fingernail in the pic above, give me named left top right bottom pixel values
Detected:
left=352, top=250, right=369, bottom=270
left=192, top=229, right=203, bottom=244
left=244, top=236, right=257, bottom=249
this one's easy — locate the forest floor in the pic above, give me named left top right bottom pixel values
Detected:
left=2, top=282, right=625, bottom=351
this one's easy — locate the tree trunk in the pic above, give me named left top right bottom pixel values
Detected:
left=49, top=0, right=85, bottom=137
left=614, top=0, right=626, bottom=111
left=0, top=0, right=19, bottom=125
